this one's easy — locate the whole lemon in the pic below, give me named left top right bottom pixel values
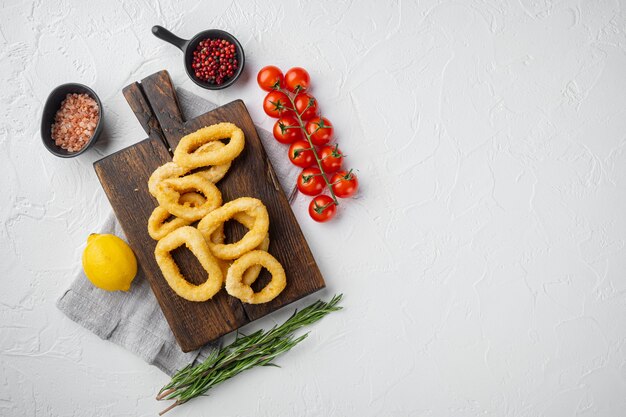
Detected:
left=82, top=233, right=137, bottom=291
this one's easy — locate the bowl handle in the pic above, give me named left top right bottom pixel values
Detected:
left=152, top=25, right=189, bottom=51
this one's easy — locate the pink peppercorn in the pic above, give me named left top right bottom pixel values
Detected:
left=191, top=38, right=238, bottom=85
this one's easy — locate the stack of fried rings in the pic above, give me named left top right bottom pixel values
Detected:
left=148, top=122, right=286, bottom=304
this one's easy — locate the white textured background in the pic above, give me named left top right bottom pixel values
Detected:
left=2, top=0, right=626, bottom=416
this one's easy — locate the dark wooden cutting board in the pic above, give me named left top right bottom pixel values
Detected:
left=93, top=70, right=325, bottom=352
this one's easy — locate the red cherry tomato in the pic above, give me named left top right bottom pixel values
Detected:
left=273, top=116, right=303, bottom=144
left=284, top=67, right=310, bottom=93
left=319, top=145, right=343, bottom=173
left=297, top=167, right=325, bottom=196
left=263, top=91, right=292, bottom=118
left=288, top=140, right=315, bottom=168
left=331, top=171, right=358, bottom=198
left=257, top=66, right=284, bottom=91
left=308, top=195, right=337, bottom=222
left=293, top=93, right=318, bottom=121
left=305, top=117, right=333, bottom=146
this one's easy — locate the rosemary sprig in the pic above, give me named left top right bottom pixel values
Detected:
left=156, top=294, right=343, bottom=415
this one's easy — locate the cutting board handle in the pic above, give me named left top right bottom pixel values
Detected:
left=122, top=82, right=168, bottom=149
left=138, top=71, right=186, bottom=148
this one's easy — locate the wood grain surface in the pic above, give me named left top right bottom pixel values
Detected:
left=94, top=70, right=325, bottom=352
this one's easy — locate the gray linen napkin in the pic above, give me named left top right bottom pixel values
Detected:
left=57, top=88, right=298, bottom=376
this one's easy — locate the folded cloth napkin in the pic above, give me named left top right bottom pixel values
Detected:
left=57, top=88, right=298, bottom=376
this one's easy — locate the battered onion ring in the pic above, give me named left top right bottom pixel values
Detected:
left=173, top=122, right=245, bottom=169
left=154, top=226, right=223, bottom=302
left=148, top=206, right=191, bottom=240
left=225, top=250, right=286, bottom=304
left=209, top=212, right=270, bottom=286
left=155, top=174, right=222, bottom=221
left=197, top=197, right=269, bottom=260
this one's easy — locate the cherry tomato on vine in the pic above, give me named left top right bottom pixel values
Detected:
left=318, top=145, right=343, bottom=173
left=257, top=66, right=284, bottom=91
left=263, top=91, right=293, bottom=118
left=331, top=170, right=359, bottom=198
left=293, top=93, right=318, bottom=121
left=288, top=140, right=315, bottom=168
left=297, top=167, right=325, bottom=196
left=284, top=67, right=310, bottom=93
left=305, top=117, right=333, bottom=146
left=308, top=195, right=337, bottom=222
left=273, top=116, right=303, bottom=144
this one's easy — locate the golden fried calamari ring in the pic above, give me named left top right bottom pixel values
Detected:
left=197, top=197, right=269, bottom=260
left=148, top=192, right=208, bottom=240
left=148, top=162, right=185, bottom=198
left=194, top=164, right=231, bottom=184
left=225, top=250, right=286, bottom=304
left=148, top=207, right=191, bottom=240
left=155, top=174, right=222, bottom=221
left=233, top=213, right=270, bottom=286
left=154, top=226, right=223, bottom=302
left=149, top=144, right=230, bottom=199
left=234, top=212, right=270, bottom=257
left=209, top=212, right=270, bottom=286
left=179, top=192, right=206, bottom=207
left=193, top=142, right=232, bottom=183
left=173, top=122, right=245, bottom=169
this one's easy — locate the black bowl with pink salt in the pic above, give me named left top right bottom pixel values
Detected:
left=41, top=83, right=103, bottom=158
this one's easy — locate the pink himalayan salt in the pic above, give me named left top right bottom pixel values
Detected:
left=51, top=93, right=99, bottom=152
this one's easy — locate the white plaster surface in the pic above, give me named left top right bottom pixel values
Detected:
left=2, top=0, right=626, bottom=415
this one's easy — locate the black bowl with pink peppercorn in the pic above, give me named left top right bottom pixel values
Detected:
left=152, top=26, right=245, bottom=90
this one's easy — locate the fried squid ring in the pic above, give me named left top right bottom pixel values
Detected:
left=154, top=226, right=223, bottom=302
left=148, top=162, right=185, bottom=198
left=148, top=192, right=208, bottom=240
left=232, top=213, right=270, bottom=285
left=179, top=192, right=206, bottom=207
left=225, top=250, right=286, bottom=304
left=155, top=174, right=222, bottom=222
left=193, top=142, right=232, bottom=183
left=209, top=212, right=270, bottom=286
left=197, top=197, right=269, bottom=260
left=148, top=207, right=191, bottom=240
left=149, top=144, right=230, bottom=199
left=173, top=122, right=245, bottom=169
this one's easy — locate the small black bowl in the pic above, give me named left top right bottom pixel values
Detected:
left=40, top=83, right=103, bottom=158
left=152, top=25, right=245, bottom=90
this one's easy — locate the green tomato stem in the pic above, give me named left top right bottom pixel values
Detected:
left=278, top=86, right=339, bottom=206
